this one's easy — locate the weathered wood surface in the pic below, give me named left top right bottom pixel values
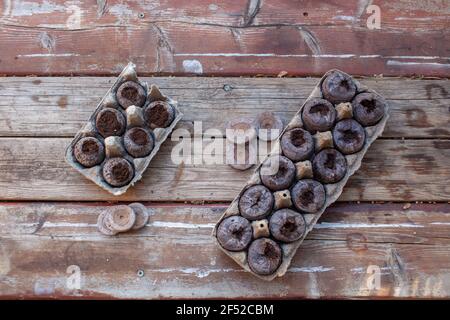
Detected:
left=0, top=138, right=448, bottom=202
left=0, top=77, right=448, bottom=202
left=0, top=202, right=449, bottom=299
left=0, top=1, right=449, bottom=76
left=0, top=77, right=449, bottom=138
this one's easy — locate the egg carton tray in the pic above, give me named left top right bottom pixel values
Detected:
left=212, top=69, right=389, bottom=281
left=65, top=62, right=183, bottom=195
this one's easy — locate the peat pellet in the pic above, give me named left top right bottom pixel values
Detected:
left=312, top=149, right=347, bottom=184
left=213, top=69, right=389, bottom=281
left=95, top=108, right=126, bottom=138
left=116, top=81, right=146, bottom=109
left=248, top=238, right=282, bottom=275
left=65, top=63, right=183, bottom=195
left=238, top=185, right=274, bottom=220
left=144, top=101, right=175, bottom=129
left=217, top=216, right=253, bottom=252
left=280, top=128, right=314, bottom=162
left=227, top=141, right=256, bottom=171
left=106, top=205, right=136, bottom=232
left=269, top=209, right=306, bottom=243
left=260, top=155, right=296, bottom=191
left=73, top=137, right=105, bottom=168
left=129, top=203, right=149, bottom=230
left=255, top=112, right=284, bottom=141
left=333, top=119, right=366, bottom=154
left=97, top=211, right=118, bottom=236
left=225, top=117, right=257, bottom=145
left=102, top=157, right=135, bottom=187
left=291, top=179, right=326, bottom=213
left=124, top=127, right=155, bottom=158
left=302, top=98, right=336, bottom=132
left=352, top=92, right=386, bottom=126
left=321, top=70, right=357, bottom=104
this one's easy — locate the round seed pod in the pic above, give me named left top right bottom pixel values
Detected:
left=95, top=108, right=126, bottom=138
left=225, top=118, right=257, bottom=145
left=260, top=155, right=296, bottom=191
left=269, top=208, right=306, bottom=243
left=255, top=112, right=284, bottom=141
left=321, top=70, right=357, bottom=104
left=129, top=203, right=149, bottom=230
left=352, top=92, right=386, bottom=126
left=106, top=205, right=136, bottom=233
left=116, top=81, right=146, bottom=109
left=332, top=119, right=366, bottom=154
left=280, top=128, right=314, bottom=162
left=312, top=149, right=347, bottom=184
left=217, top=215, right=253, bottom=252
left=247, top=238, right=282, bottom=275
left=144, top=101, right=175, bottom=129
left=238, top=185, right=274, bottom=220
left=291, top=179, right=326, bottom=213
left=123, top=127, right=155, bottom=158
left=102, top=157, right=135, bottom=187
left=97, top=211, right=118, bottom=236
left=73, top=137, right=105, bottom=168
left=302, top=98, right=336, bottom=132
left=228, top=141, right=256, bottom=171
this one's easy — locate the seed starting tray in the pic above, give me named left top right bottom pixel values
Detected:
left=212, top=69, right=389, bottom=280
left=65, top=62, right=183, bottom=195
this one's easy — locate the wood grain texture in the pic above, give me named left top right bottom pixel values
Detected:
left=0, top=77, right=449, bottom=138
left=0, top=1, right=448, bottom=76
left=0, top=138, right=448, bottom=202
left=0, top=202, right=449, bottom=299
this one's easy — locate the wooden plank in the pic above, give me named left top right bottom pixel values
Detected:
left=0, top=77, right=449, bottom=138
left=0, top=202, right=449, bottom=299
left=0, top=0, right=448, bottom=77
left=0, top=138, right=448, bottom=202
left=1, top=0, right=448, bottom=31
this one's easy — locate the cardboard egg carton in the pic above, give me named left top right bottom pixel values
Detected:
left=212, top=69, right=389, bottom=281
left=65, top=62, right=183, bottom=195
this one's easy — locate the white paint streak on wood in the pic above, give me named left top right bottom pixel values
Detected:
left=430, top=222, right=450, bottom=225
left=333, top=15, right=356, bottom=21
left=175, top=53, right=450, bottom=60
left=395, top=17, right=433, bottom=21
left=42, top=222, right=95, bottom=228
left=149, top=221, right=215, bottom=229
left=387, top=55, right=447, bottom=60
left=288, top=266, right=334, bottom=273
left=308, top=272, right=321, bottom=298
left=17, top=53, right=80, bottom=57
left=147, top=267, right=237, bottom=278
left=314, top=222, right=424, bottom=229
left=387, top=60, right=450, bottom=68
left=10, top=0, right=65, bottom=16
